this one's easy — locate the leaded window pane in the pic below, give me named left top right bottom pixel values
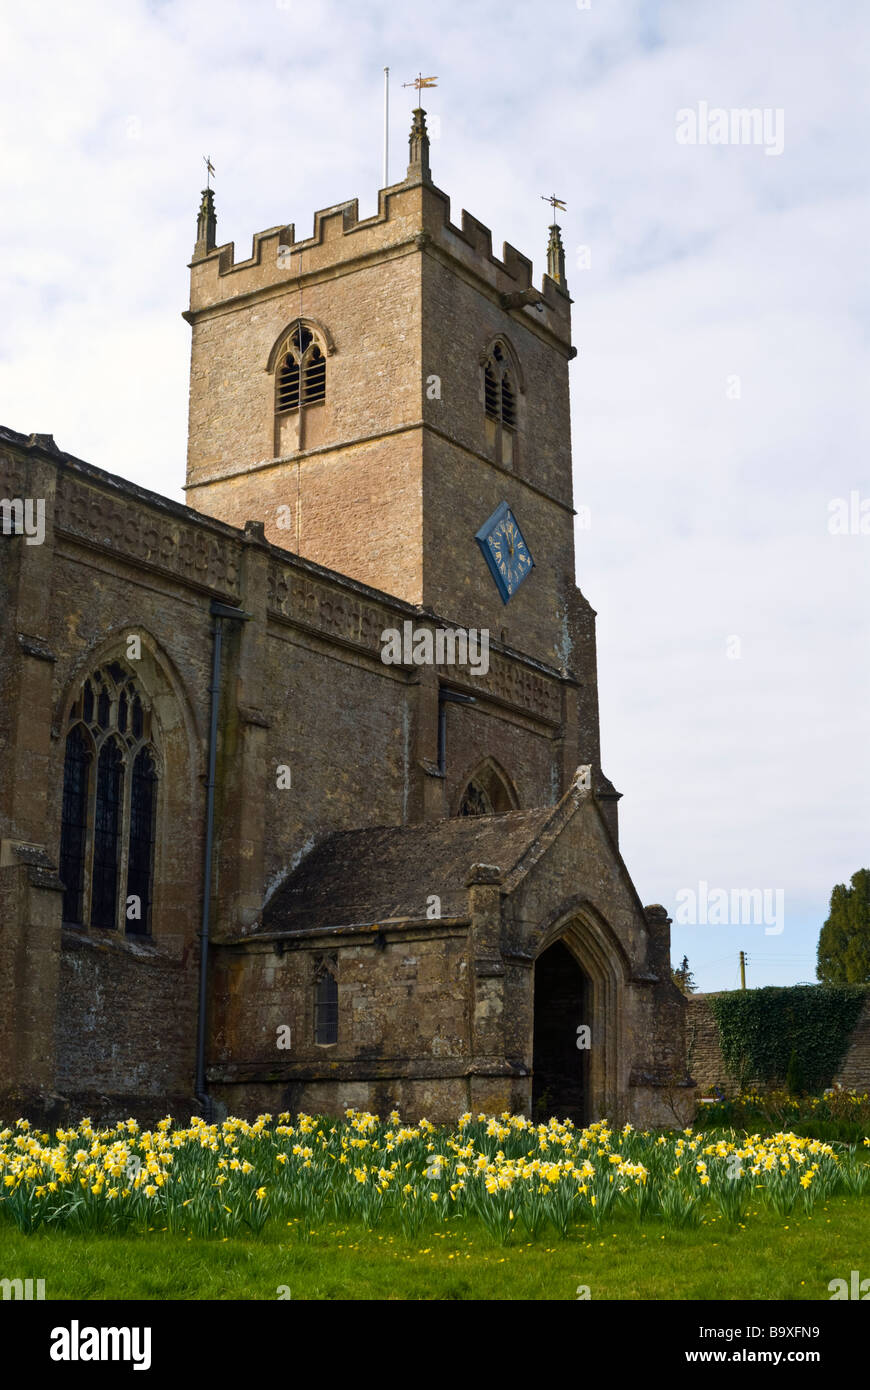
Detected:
left=126, top=747, right=156, bottom=935
left=459, top=781, right=494, bottom=817
left=91, top=740, right=124, bottom=929
left=315, top=972, right=338, bottom=1044
left=60, top=726, right=91, bottom=923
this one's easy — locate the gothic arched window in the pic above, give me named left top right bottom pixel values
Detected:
left=277, top=324, right=327, bottom=414
left=60, top=663, right=159, bottom=934
left=314, top=959, right=339, bottom=1045
left=482, top=341, right=520, bottom=466
left=456, top=760, right=518, bottom=818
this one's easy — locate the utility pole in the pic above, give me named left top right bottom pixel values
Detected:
left=739, top=950, right=747, bottom=990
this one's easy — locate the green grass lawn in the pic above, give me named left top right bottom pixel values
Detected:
left=2, top=1192, right=867, bottom=1300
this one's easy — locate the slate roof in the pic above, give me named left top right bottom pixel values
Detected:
left=262, top=806, right=560, bottom=932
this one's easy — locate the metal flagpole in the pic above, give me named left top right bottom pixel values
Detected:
left=383, top=67, right=389, bottom=186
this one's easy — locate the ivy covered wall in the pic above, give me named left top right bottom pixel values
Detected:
left=687, top=985, right=870, bottom=1094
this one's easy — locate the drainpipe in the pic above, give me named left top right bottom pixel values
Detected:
left=438, top=688, right=477, bottom=776
left=195, top=600, right=251, bottom=1119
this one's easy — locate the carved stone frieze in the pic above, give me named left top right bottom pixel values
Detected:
left=56, top=478, right=241, bottom=596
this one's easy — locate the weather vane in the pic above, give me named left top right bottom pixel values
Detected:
left=541, top=193, right=566, bottom=219
left=403, top=73, right=438, bottom=105
left=204, top=155, right=215, bottom=190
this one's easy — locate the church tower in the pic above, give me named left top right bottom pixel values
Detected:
left=0, top=100, right=689, bottom=1134
left=184, top=110, right=580, bottom=673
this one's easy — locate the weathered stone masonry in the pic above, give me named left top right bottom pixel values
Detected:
left=0, top=109, right=690, bottom=1125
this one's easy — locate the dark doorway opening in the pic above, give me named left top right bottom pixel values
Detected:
left=532, top=940, right=590, bottom=1125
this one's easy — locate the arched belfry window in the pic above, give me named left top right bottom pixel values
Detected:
left=60, top=662, right=159, bottom=935
left=276, top=323, right=327, bottom=414
left=482, top=341, right=521, bottom=467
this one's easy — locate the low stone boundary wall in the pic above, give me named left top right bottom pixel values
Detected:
left=686, top=990, right=870, bottom=1095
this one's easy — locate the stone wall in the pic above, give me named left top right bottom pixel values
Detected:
left=685, top=994, right=735, bottom=1094
left=56, top=930, right=197, bottom=1112
left=687, top=991, right=870, bottom=1095
left=0, top=429, right=601, bottom=1120
left=208, top=924, right=472, bottom=1120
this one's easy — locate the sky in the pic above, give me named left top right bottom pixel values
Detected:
left=1, top=0, right=867, bottom=991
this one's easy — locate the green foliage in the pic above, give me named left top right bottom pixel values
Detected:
left=671, top=954, right=697, bottom=995
left=785, top=1047, right=803, bottom=1096
left=817, top=868, right=870, bottom=983
left=696, top=1088, right=870, bottom=1143
left=708, top=984, right=868, bottom=1091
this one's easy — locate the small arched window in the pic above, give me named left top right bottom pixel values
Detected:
left=60, top=663, right=159, bottom=934
left=277, top=324, right=327, bottom=414
left=314, top=960, right=339, bottom=1045
left=482, top=342, right=519, bottom=466
left=456, top=760, right=518, bottom=818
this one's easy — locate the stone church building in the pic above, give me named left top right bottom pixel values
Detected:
left=0, top=111, right=690, bottom=1126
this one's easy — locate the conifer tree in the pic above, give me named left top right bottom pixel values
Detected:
left=671, top=954, right=697, bottom=994
left=816, top=869, right=870, bottom=983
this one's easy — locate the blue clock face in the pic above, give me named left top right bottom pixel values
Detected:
left=475, top=501, right=534, bottom=604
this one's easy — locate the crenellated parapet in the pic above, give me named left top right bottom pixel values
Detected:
left=188, top=109, right=571, bottom=347
left=184, top=105, right=580, bottom=662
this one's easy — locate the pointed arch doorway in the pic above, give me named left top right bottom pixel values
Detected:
left=531, top=939, right=591, bottom=1125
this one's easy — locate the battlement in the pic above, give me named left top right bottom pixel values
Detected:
left=183, top=106, right=578, bottom=632
left=188, top=110, right=571, bottom=343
